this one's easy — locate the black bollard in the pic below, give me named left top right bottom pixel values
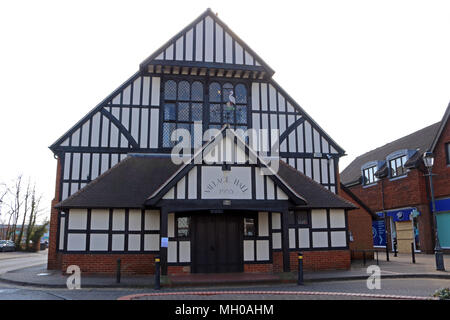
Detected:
left=116, top=259, right=121, bottom=283
left=411, top=243, right=416, bottom=264
left=297, top=252, right=303, bottom=285
left=394, top=240, right=398, bottom=257
left=155, top=255, right=161, bottom=290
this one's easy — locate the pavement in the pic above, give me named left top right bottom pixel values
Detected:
left=0, top=251, right=449, bottom=289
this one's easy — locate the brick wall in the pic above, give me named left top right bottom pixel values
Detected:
left=272, top=251, right=283, bottom=273
left=61, top=254, right=156, bottom=274
left=432, top=120, right=450, bottom=199
left=168, top=266, right=191, bottom=275
left=244, top=263, right=273, bottom=273
left=289, top=250, right=350, bottom=271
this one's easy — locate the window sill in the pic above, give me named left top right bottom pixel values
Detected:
left=389, top=174, right=408, bottom=182
left=363, top=182, right=378, bottom=189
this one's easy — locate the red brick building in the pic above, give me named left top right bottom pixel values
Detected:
left=341, top=104, right=450, bottom=254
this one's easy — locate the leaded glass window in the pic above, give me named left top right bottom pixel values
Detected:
left=208, top=82, right=248, bottom=131
left=162, top=80, right=204, bottom=148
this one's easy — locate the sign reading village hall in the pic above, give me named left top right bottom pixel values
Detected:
left=201, top=167, right=252, bottom=199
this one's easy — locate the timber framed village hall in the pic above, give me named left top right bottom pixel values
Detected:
left=48, top=9, right=360, bottom=275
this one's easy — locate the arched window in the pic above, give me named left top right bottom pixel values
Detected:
left=162, top=80, right=204, bottom=148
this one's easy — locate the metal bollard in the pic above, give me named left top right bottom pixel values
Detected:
left=411, top=243, right=416, bottom=264
left=297, top=252, right=303, bottom=285
left=116, top=259, right=121, bottom=283
left=155, top=255, right=161, bottom=290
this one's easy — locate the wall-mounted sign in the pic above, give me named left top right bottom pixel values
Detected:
left=201, top=166, right=252, bottom=199
left=161, top=237, right=168, bottom=248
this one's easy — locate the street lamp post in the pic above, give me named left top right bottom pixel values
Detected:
left=423, top=151, right=445, bottom=271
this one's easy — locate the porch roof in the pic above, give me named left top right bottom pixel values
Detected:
left=55, top=154, right=355, bottom=210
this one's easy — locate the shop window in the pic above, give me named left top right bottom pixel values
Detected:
left=177, top=217, right=190, bottom=237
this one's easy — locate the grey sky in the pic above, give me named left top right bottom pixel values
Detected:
left=0, top=0, right=449, bottom=221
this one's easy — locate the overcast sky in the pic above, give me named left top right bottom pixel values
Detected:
left=0, top=0, right=449, bottom=220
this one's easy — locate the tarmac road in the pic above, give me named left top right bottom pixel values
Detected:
left=0, top=250, right=48, bottom=275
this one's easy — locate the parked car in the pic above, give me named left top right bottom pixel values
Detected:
left=0, top=240, right=16, bottom=252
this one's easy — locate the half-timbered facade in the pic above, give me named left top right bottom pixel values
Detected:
left=48, top=9, right=355, bottom=275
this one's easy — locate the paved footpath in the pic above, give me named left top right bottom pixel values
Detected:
left=0, top=250, right=48, bottom=275
left=0, top=252, right=449, bottom=290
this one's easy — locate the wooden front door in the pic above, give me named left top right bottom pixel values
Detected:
left=192, top=213, right=243, bottom=273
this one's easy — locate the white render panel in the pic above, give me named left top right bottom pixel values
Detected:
left=128, top=234, right=141, bottom=251
left=112, top=234, right=124, bottom=251
left=256, top=240, right=270, bottom=261
left=67, top=234, right=86, bottom=251
left=145, top=210, right=160, bottom=231
left=313, top=159, right=321, bottom=183
left=260, top=83, right=268, bottom=111
left=59, top=217, right=65, bottom=250
left=255, top=167, right=264, bottom=200
left=128, top=209, right=141, bottom=231
left=150, top=108, right=159, bottom=148
left=225, top=32, right=233, bottom=63
left=215, top=24, right=223, bottom=63
left=122, top=85, right=131, bottom=104
left=305, top=121, right=313, bottom=152
left=188, top=166, right=197, bottom=199
left=272, top=212, right=281, bottom=229
left=297, top=123, right=304, bottom=152
left=165, top=44, right=174, bottom=60
left=91, top=154, right=99, bottom=179
left=258, top=212, right=269, bottom=236
left=251, top=83, right=260, bottom=110
left=185, top=28, right=193, bottom=61
left=90, top=234, right=108, bottom=251
left=245, top=51, right=253, bottom=65
left=131, top=108, right=139, bottom=141
left=179, top=241, right=191, bottom=262
left=81, top=154, right=90, bottom=180
left=168, top=241, right=177, bottom=263
left=71, top=153, right=80, bottom=179
left=331, top=231, right=347, bottom=247
left=151, top=77, right=160, bottom=106
left=330, top=209, right=346, bottom=228
left=311, top=209, right=328, bottom=228
left=177, top=176, right=186, bottom=199
left=175, top=36, right=184, bottom=61
left=205, top=16, right=214, bottom=62
left=312, top=232, right=328, bottom=248
left=142, top=76, right=150, bottom=105
left=144, top=234, right=160, bottom=251
left=289, top=228, right=296, bottom=249
left=71, top=129, right=80, bottom=147
left=132, top=77, right=141, bottom=105
left=243, top=240, right=255, bottom=261
left=168, top=213, right=175, bottom=238
left=140, top=108, right=149, bottom=148
left=269, top=85, right=277, bottom=111
left=163, top=187, right=175, bottom=199
left=112, top=209, right=125, bottom=231
left=266, top=178, right=275, bottom=200
left=321, top=159, right=329, bottom=184
left=195, top=21, right=203, bottom=62
left=68, top=209, right=87, bottom=230
left=272, top=232, right=282, bottom=249
left=298, top=228, right=310, bottom=248
left=235, top=42, right=243, bottom=64
left=90, top=209, right=109, bottom=230
left=329, top=159, right=335, bottom=184
left=277, top=187, right=289, bottom=200
left=81, top=121, right=89, bottom=146
left=63, top=153, right=71, bottom=179
left=313, top=129, right=321, bottom=153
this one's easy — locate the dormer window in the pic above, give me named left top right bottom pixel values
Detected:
left=389, top=155, right=407, bottom=177
left=363, top=165, right=378, bottom=185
